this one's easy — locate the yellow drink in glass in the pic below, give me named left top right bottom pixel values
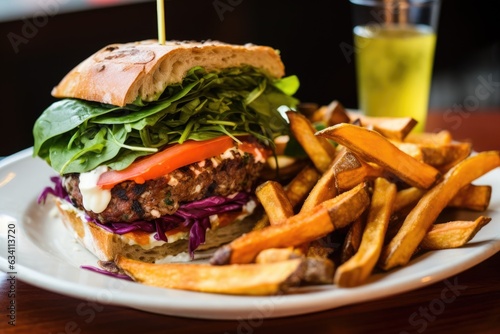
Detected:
left=354, top=24, right=436, bottom=132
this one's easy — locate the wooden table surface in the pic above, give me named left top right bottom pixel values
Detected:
left=1, top=110, right=500, bottom=334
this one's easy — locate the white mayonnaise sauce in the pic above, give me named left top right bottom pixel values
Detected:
left=79, top=166, right=112, bottom=213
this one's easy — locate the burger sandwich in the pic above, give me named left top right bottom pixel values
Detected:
left=33, top=40, right=299, bottom=263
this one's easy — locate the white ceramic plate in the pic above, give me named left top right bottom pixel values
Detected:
left=1, top=148, right=499, bottom=320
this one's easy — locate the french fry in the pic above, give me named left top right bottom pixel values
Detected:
left=394, top=184, right=492, bottom=213
left=448, top=184, right=492, bottom=211
left=300, top=158, right=338, bottom=213
left=388, top=184, right=491, bottom=243
left=255, top=248, right=335, bottom=284
left=252, top=214, right=272, bottom=231
left=317, top=123, right=441, bottom=189
left=287, top=111, right=336, bottom=172
left=346, top=112, right=417, bottom=140
left=326, top=100, right=351, bottom=126
left=255, top=180, right=313, bottom=256
left=284, top=164, right=322, bottom=208
left=390, top=141, right=423, bottom=161
left=393, top=187, right=426, bottom=213
left=256, top=181, right=294, bottom=226
left=332, top=148, right=384, bottom=192
left=392, top=139, right=471, bottom=172
left=296, top=102, right=320, bottom=119
left=379, top=151, right=500, bottom=270
left=255, top=247, right=301, bottom=263
left=253, top=164, right=320, bottom=231
left=420, top=142, right=472, bottom=171
left=420, top=216, right=492, bottom=250
left=340, top=216, right=366, bottom=264
left=310, top=100, right=351, bottom=126
left=116, top=255, right=305, bottom=296
left=294, top=159, right=337, bottom=255
left=404, top=130, right=452, bottom=145
left=210, top=182, right=371, bottom=265
left=334, top=177, right=397, bottom=287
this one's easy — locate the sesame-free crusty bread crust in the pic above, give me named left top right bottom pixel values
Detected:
left=54, top=198, right=260, bottom=263
left=51, top=40, right=286, bottom=107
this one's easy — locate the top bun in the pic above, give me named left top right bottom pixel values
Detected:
left=51, top=40, right=286, bottom=107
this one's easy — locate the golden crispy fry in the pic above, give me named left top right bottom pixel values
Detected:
left=252, top=215, right=271, bottom=231
left=331, top=148, right=384, bottom=192
left=379, top=151, right=500, bottom=270
left=389, top=138, right=471, bottom=173
left=284, top=164, right=322, bottom=208
left=340, top=216, right=366, bottom=264
left=287, top=111, right=336, bottom=172
left=317, top=123, right=441, bottom=189
left=253, top=165, right=321, bottom=231
left=420, top=216, right=491, bottom=250
left=254, top=248, right=335, bottom=284
left=296, top=102, right=320, bottom=119
left=390, top=141, right=423, bottom=161
left=212, top=205, right=331, bottom=265
left=394, top=184, right=492, bottom=213
left=346, top=112, right=417, bottom=140
left=334, top=178, right=397, bottom=287
left=308, top=105, right=330, bottom=124
left=210, top=206, right=334, bottom=265
left=256, top=181, right=294, bottom=226
left=326, top=100, right=351, bottom=126
left=116, top=255, right=305, bottom=296
left=310, top=100, right=351, bottom=126
left=404, top=130, right=452, bottom=145
left=300, top=159, right=338, bottom=213
left=295, top=159, right=338, bottom=255
left=448, top=184, right=492, bottom=211
left=210, top=182, right=371, bottom=265
left=393, top=187, right=427, bottom=212
left=420, top=142, right=472, bottom=171
left=255, top=247, right=302, bottom=263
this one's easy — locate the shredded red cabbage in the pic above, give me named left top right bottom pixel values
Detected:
left=93, top=192, right=251, bottom=258
left=81, top=265, right=133, bottom=280
left=40, top=176, right=251, bottom=259
left=38, top=176, right=70, bottom=204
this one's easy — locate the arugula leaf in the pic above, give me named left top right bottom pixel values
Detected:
left=33, top=66, right=300, bottom=174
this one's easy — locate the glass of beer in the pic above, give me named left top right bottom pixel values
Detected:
left=350, top=0, right=441, bottom=132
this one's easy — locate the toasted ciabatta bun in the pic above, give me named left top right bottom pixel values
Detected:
left=51, top=40, right=285, bottom=107
left=54, top=197, right=261, bottom=263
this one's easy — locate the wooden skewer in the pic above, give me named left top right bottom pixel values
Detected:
left=157, top=0, right=166, bottom=45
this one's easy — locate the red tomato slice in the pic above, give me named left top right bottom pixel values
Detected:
left=97, top=136, right=235, bottom=189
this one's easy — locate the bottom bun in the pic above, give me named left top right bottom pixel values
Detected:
left=54, top=198, right=261, bottom=263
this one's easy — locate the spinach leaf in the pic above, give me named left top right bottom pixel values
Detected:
left=33, top=66, right=299, bottom=174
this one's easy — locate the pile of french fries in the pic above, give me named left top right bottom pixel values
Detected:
left=116, top=100, right=500, bottom=295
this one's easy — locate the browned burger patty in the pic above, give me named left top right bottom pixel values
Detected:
left=64, top=150, right=264, bottom=223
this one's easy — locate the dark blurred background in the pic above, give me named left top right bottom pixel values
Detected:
left=0, top=0, right=498, bottom=156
